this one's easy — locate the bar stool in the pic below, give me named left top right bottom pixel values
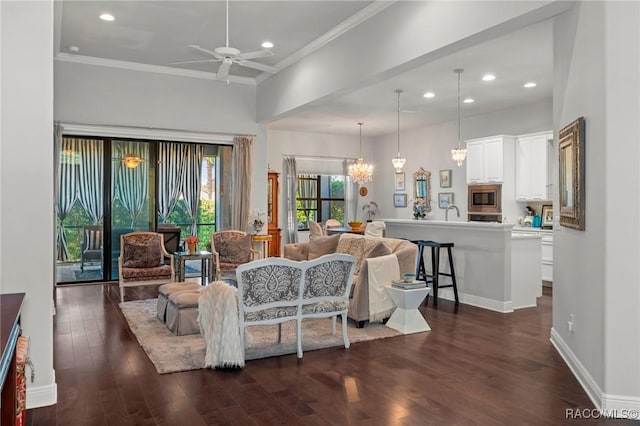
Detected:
left=418, top=240, right=459, bottom=305
left=411, top=240, right=428, bottom=282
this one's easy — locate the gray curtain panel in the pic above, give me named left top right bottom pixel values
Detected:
left=115, top=141, right=149, bottom=228
left=158, top=142, right=188, bottom=223
left=77, top=138, right=104, bottom=225
left=181, top=144, right=204, bottom=236
left=282, top=156, right=298, bottom=244
left=232, top=136, right=252, bottom=231
left=56, top=131, right=78, bottom=260
left=343, top=160, right=358, bottom=223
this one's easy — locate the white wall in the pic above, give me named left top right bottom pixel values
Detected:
left=369, top=100, right=552, bottom=221
left=55, top=61, right=268, bottom=214
left=258, top=1, right=564, bottom=121
left=552, top=1, right=640, bottom=413
left=1, top=0, right=56, bottom=408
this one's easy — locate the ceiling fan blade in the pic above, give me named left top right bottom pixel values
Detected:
left=237, top=49, right=273, bottom=60
left=216, top=61, right=231, bottom=80
left=188, top=44, right=223, bottom=60
left=169, top=59, right=220, bottom=65
left=235, top=60, right=278, bottom=74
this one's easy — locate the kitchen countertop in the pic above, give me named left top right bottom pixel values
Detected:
left=512, top=226, right=554, bottom=235
left=382, top=218, right=513, bottom=230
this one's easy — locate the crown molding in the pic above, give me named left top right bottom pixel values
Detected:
left=255, top=0, right=396, bottom=84
left=55, top=53, right=256, bottom=86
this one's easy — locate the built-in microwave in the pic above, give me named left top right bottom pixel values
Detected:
left=468, top=184, right=502, bottom=214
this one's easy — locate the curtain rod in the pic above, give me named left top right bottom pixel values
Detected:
left=282, top=153, right=356, bottom=162
left=55, top=121, right=256, bottom=138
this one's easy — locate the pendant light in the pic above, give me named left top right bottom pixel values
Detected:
left=391, top=89, right=406, bottom=172
left=347, top=122, right=374, bottom=184
left=451, top=69, right=467, bottom=167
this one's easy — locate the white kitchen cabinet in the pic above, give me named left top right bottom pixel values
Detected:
left=515, top=131, right=553, bottom=201
left=541, top=234, right=553, bottom=281
left=466, top=135, right=513, bottom=184
left=512, top=226, right=553, bottom=283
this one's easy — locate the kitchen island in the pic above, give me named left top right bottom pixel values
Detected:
left=383, top=219, right=541, bottom=312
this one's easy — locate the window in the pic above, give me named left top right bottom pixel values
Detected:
left=296, top=175, right=345, bottom=230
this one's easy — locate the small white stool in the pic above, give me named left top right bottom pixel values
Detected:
left=385, top=286, right=431, bottom=334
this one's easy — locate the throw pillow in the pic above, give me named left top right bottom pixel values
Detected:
left=283, top=243, right=309, bottom=261
left=308, top=234, right=341, bottom=260
left=367, top=241, right=392, bottom=259
left=336, top=235, right=384, bottom=275
left=123, top=239, right=163, bottom=268
left=219, top=234, right=252, bottom=264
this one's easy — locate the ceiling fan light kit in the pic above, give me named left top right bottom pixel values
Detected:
left=392, top=89, right=406, bottom=172
left=122, top=155, right=145, bottom=169
left=451, top=68, right=467, bottom=167
left=170, top=0, right=277, bottom=80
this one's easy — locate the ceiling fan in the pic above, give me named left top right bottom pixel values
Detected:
left=170, top=0, right=278, bottom=80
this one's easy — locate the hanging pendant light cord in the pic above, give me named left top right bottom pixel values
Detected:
left=396, top=89, right=402, bottom=154
left=358, top=122, right=363, bottom=156
left=457, top=69, right=462, bottom=148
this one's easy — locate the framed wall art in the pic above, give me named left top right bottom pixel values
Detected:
left=559, top=117, right=585, bottom=230
left=394, top=172, right=406, bottom=191
left=393, top=193, right=407, bottom=208
left=438, top=192, right=454, bottom=209
left=541, top=204, right=553, bottom=228
left=439, top=169, right=452, bottom=188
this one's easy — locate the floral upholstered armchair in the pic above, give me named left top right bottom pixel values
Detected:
left=210, top=230, right=258, bottom=279
left=118, top=232, right=174, bottom=302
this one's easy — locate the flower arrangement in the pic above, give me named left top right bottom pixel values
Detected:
left=184, top=236, right=200, bottom=244
left=250, top=209, right=267, bottom=231
left=362, top=201, right=379, bottom=221
left=413, top=199, right=427, bottom=219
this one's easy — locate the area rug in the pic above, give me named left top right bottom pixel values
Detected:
left=120, top=298, right=402, bottom=374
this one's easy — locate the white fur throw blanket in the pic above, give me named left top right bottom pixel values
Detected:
left=367, top=254, right=400, bottom=322
left=198, top=281, right=245, bottom=369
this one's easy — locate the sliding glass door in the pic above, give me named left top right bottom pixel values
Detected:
left=55, top=136, right=228, bottom=284
left=110, top=140, right=155, bottom=280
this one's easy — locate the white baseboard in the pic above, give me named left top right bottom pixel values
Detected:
left=551, top=328, right=640, bottom=419
left=26, top=370, right=57, bottom=409
left=437, top=289, right=513, bottom=313
left=550, top=327, right=602, bottom=410
left=601, top=393, right=640, bottom=418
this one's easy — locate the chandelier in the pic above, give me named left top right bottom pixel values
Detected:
left=348, top=122, right=374, bottom=184
left=451, top=68, right=467, bottom=167
left=392, top=89, right=406, bottom=172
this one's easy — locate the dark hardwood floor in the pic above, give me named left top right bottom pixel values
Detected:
left=28, top=284, right=630, bottom=425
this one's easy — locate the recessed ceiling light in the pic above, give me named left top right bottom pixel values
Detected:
left=524, top=82, right=537, bottom=88
left=482, top=74, right=496, bottom=81
left=423, top=91, right=435, bottom=98
left=99, top=13, right=115, bottom=21
left=463, top=98, right=475, bottom=103
left=261, top=41, right=274, bottom=49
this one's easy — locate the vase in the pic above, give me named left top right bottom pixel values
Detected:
left=187, top=242, right=196, bottom=254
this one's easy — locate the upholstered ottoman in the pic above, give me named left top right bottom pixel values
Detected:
left=166, top=290, right=201, bottom=336
left=157, top=282, right=201, bottom=322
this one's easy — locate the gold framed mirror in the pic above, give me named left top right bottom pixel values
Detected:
left=413, top=167, right=432, bottom=213
left=559, top=117, right=585, bottom=230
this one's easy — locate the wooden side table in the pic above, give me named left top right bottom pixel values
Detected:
left=251, top=234, right=272, bottom=259
left=174, top=251, right=215, bottom=284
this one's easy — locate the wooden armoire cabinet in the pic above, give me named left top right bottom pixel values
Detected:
left=267, top=172, right=282, bottom=257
